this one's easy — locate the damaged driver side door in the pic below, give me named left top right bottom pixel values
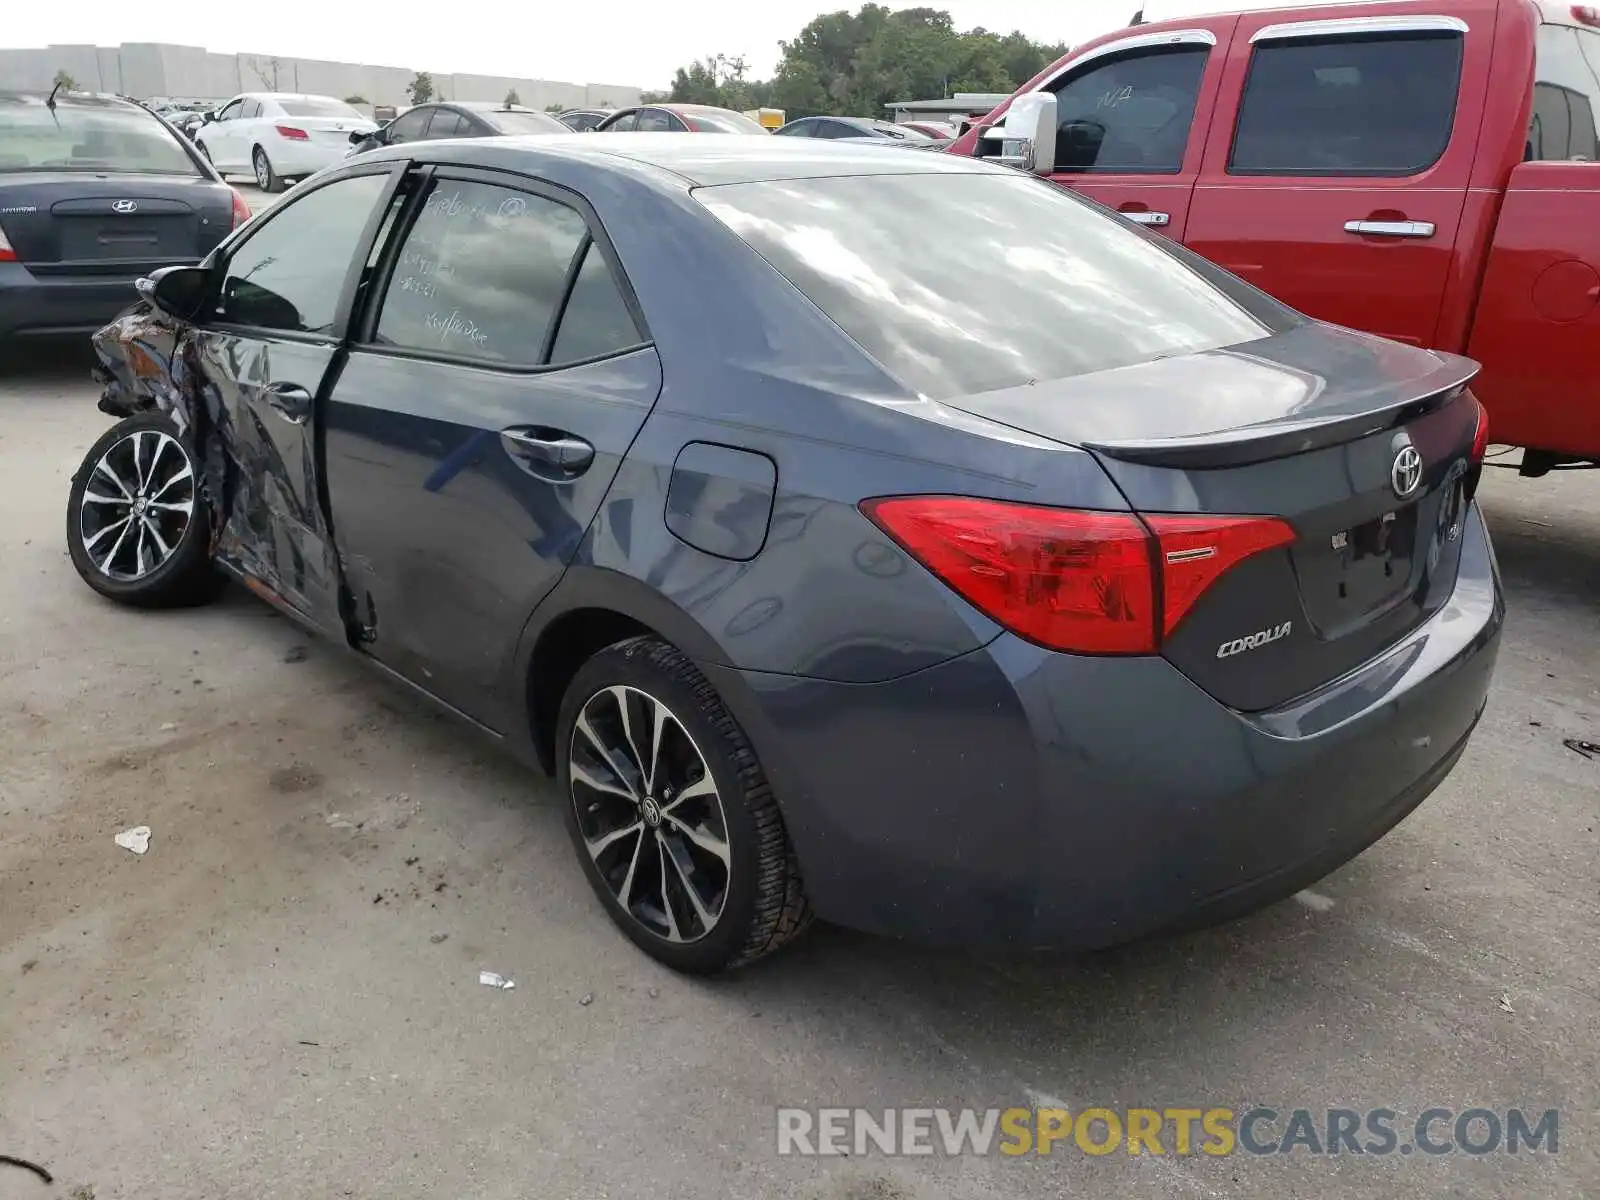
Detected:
left=190, top=166, right=403, bottom=629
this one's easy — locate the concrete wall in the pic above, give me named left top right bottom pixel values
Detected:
left=0, top=42, right=644, bottom=112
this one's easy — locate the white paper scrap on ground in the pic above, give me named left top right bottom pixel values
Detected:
left=115, top=826, right=152, bottom=855
left=479, top=971, right=515, bottom=990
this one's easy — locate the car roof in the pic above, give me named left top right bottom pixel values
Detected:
left=0, top=90, right=143, bottom=111
left=392, top=131, right=1004, bottom=186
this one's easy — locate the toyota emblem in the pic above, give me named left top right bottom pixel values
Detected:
left=1391, top=445, right=1423, bottom=499
left=112, top=199, right=138, bottom=214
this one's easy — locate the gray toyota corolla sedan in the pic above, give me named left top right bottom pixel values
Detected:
left=68, top=135, right=1503, bottom=973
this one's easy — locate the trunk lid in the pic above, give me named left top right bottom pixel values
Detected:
left=942, top=323, right=1484, bottom=711
left=278, top=116, right=374, bottom=148
left=0, top=173, right=234, bottom=275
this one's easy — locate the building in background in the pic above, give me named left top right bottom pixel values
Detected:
left=0, top=42, right=643, bottom=113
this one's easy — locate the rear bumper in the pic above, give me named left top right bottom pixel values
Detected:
left=707, top=504, right=1504, bottom=951
left=0, top=263, right=145, bottom=339
left=263, top=140, right=348, bottom=177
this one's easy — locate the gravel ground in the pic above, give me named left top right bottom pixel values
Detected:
left=1, top=348, right=1596, bottom=1200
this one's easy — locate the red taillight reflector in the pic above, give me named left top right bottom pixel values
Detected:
left=1469, top=396, right=1489, bottom=464
left=0, top=224, right=16, bottom=262
left=862, top=497, right=1157, bottom=654
left=862, top=496, right=1297, bottom=654
left=275, top=125, right=310, bottom=140
left=1144, top=514, right=1296, bottom=637
left=229, top=187, right=252, bottom=228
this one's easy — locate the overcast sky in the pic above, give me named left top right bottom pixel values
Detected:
left=11, top=0, right=1247, bottom=90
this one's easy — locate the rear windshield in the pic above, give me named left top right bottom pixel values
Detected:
left=486, top=110, right=570, bottom=135
left=0, top=98, right=199, bottom=175
left=696, top=172, right=1281, bottom=399
left=277, top=98, right=364, bottom=118
left=684, top=110, right=770, bottom=134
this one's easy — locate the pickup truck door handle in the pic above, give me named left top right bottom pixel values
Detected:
left=262, top=381, right=313, bottom=424
left=500, top=427, right=595, bottom=481
left=1120, top=209, right=1171, bottom=227
left=1344, top=219, right=1436, bottom=239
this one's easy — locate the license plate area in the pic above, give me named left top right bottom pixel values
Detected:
left=1292, top=505, right=1421, bottom=633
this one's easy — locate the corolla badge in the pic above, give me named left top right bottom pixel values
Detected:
left=112, top=199, right=138, bottom=214
left=1391, top=445, right=1423, bottom=499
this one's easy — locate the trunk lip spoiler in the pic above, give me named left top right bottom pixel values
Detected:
left=1083, top=363, right=1480, bottom=470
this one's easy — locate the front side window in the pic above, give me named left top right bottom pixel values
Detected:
left=1530, top=24, right=1600, bottom=161
left=217, top=172, right=389, bottom=333
left=1048, top=45, right=1209, bottom=173
left=373, top=180, right=588, bottom=363
left=604, top=111, right=638, bottom=132
left=696, top=172, right=1282, bottom=401
left=0, top=96, right=200, bottom=175
left=1230, top=32, right=1463, bottom=176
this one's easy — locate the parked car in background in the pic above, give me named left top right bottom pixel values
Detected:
left=776, top=115, right=937, bottom=144
left=165, top=110, right=207, bottom=141
left=558, top=108, right=610, bottom=132
left=954, top=0, right=1600, bottom=473
left=0, top=90, right=249, bottom=342
left=75, top=136, right=1499, bottom=974
left=899, top=119, right=959, bottom=140
left=196, top=93, right=375, bottom=193
left=346, top=102, right=569, bottom=157
left=593, top=104, right=769, bottom=133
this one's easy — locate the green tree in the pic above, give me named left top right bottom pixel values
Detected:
left=344, top=94, right=368, bottom=105
left=52, top=68, right=76, bottom=90
left=504, top=88, right=521, bottom=106
left=406, top=71, right=435, bottom=105
left=671, top=5, right=1063, bottom=120
left=545, top=103, right=564, bottom=112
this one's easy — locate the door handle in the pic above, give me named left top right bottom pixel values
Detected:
left=1344, top=220, right=1436, bottom=239
left=1121, top=210, right=1171, bottom=227
left=263, top=381, right=312, bottom=424
left=500, top=427, right=595, bottom=481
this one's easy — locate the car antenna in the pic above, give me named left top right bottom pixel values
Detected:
left=1129, top=7, right=1146, bottom=24
left=46, top=79, right=65, bottom=110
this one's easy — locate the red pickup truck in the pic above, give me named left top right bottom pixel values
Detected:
left=950, top=0, right=1600, bottom=474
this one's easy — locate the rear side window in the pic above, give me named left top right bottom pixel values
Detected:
left=240, top=99, right=263, bottom=119
left=696, top=172, right=1281, bottom=400
left=1048, top=45, right=1209, bottom=173
left=636, top=109, right=674, bottom=132
left=427, top=110, right=466, bottom=138
left=373, top=180, right=587, bottom=363
left=1530, top=25, right=1600, bottom=161
left=549, top=243, right=643, bottom=365
left=1230, top=32, right=1463, bottom=176
left=0, top=96, right=199, bottom=175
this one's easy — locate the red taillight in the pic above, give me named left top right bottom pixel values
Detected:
left=0, top=220, right=16, bottom=262
left=275, top=125, right=310, bottom=140
left=229, top=187, right=252, bottom=229
left=1143, top=515, right=1296, bottom=637
left=862, top=496, right=1294, bottom=655
left=1469, top=396, right=1489, bottom=464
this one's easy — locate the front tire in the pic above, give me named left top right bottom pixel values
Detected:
left=252, top=146, right=284, bottom=193
left=557, top=636, right=812, bottom=974
left=66, top=413, right=222, bottom=609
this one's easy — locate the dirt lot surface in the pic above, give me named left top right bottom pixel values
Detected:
left=1, top=348, right=1597, bottom=1200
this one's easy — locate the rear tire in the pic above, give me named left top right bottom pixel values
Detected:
left=557, top=636, right=812, bottom=974
left=252, top=146, right=284, bottom=193
left=66, top=413, right=223, bottom=609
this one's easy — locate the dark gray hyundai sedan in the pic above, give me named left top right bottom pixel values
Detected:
left=69, top=135, right=1503, bottom=973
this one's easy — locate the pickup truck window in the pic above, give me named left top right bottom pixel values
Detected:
left=1047, top=46, right=1208, bottom=173
left=1530, top=25, right=1600, bottom=161
left=1230, top=32, right=1463, bottom=176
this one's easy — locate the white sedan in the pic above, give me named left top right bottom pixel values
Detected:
left=196, top=94, right=375, bottom=192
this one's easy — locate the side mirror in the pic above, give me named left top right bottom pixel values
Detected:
left=138, top=264, right=212, bottom=322
left=202, top=110, right=218, bottom=124
left=992, top=91, right=1056, bottom=175
left=348, top=129, right=367, bottom=144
